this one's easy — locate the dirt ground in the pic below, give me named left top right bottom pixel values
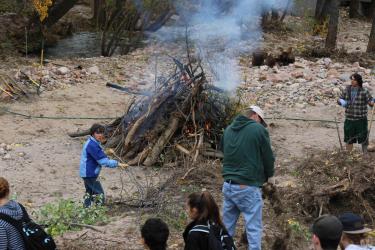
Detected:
left=1, top=9, right=375, bottom=250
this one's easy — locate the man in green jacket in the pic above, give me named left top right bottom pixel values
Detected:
left=221, top=105, right=275, bottom=250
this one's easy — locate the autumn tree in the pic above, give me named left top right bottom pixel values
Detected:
left=31, top=0, right=53, bottom=22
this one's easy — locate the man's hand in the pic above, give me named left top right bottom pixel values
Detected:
left=118, top=162, right=129, bottom=169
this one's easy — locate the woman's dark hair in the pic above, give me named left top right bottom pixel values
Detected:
left=320, top=238, right=341, bottom=250
left=351, top=73, right=363, bottom=87
left=0, top=177, right=10, bottom=199
left=141, top=218, right=169, bottom=250
left=343, top=232, right=366, bottom=245
left=90, top=124, right=105, bottom=136
left=187, top=191, right=223, bottom=226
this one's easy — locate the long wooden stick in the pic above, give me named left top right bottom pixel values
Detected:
left=0, top=86, right=13, bottom=97
left=367, top=106, right=375, bottom=142
left=334, top=117, right=343, bottom=151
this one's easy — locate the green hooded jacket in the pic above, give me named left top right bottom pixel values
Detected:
left=222, top=115, right=275, bottom=187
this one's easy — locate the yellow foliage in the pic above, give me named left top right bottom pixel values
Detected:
left=32, top=0, right=53, bottom=22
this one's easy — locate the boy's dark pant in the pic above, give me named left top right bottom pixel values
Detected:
left=83, top=177, right=105, bottom=207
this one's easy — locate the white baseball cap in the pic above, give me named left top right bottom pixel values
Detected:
left=250, top=105, right=267, bottom=127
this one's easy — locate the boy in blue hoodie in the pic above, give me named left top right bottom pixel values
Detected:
left=79, top=124, right=127, bottom=207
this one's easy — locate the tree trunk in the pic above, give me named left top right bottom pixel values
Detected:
left=325, top=0, right=340, bottom=50
left=43, top=0, right=79, bottom=27
left=370, top=0, right=375, bottom=19
left=92, top=0, right=106, bottom=27
left=367, top=13, right=375, bottom=52
left=271, top=9, right=279, bottom=21
left=349, top=0, right=361, bottom=18
left=315, top=0, right=329, bottom=20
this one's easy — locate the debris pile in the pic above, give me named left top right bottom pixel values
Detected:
left=84, top=58, right=236, bottom=166
left=277, top=151, right=375, bottom=223
left=0, top=63, right=98, bottom=101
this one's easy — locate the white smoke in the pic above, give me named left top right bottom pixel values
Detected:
left=155, top=0, right=292, bottom=90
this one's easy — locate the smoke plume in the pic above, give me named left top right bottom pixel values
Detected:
left=157, top=0, right=292, bottom=90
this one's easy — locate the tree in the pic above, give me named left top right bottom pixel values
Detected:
left=370, top=0, right=375, bottom=19
left=43, top=0, right=79, bottom=27
left=92, top=0, right=105, bottom=27
left=31, top=0, right=53, bottom=22
left=367, top=8, right=375, bottom=52
left=315, top=0, right=330, bottom=20
left=325, top=0, right=340, bottom=50
left=99, top=0, right=173, bottom=57
left=349, top=0, right=361, bottom=18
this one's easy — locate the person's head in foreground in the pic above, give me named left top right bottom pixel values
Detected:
left=141, top=218, right=169, bottom=250
left=338, top=212, right=372, bottom=250
left=186, top=191, right=223, bottom=226
left=0, top=177, right=10, bottom=205
left=311, top=214, right=343, bottom=250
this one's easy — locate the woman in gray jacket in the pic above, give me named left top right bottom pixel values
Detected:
left=0, top=177, right=25, bottom=250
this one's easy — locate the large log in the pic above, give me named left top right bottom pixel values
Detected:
left=143, top=116, right=180, bottom=166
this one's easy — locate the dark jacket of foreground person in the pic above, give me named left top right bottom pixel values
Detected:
left=0, top=200, right=25, bottom=250
left=183, top=220, right=210, bottom=250
left=221, top=115, right=275, bottom=187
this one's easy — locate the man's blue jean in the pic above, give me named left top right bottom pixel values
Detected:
left=222, top=182, right=263, bottom=250
left=83, top=177, right=105, bottom=207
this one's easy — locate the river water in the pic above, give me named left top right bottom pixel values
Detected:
left=45, top=32, right=102, bottom=58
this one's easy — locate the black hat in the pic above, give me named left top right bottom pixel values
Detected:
left=338, top=213, right=372, bottom=234
left=312, top=215, right=343, bottom=240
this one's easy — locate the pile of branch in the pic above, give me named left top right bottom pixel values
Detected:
left=280, top=151, right=375, bottom=224
left=83, top=58, right=234, bottom=166
left=0, top=72, right=40, bottom=101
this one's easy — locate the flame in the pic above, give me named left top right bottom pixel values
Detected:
left=204, top=121, right=212, bottom=132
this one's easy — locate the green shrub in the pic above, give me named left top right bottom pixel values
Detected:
left=36, top=198, right=108, bottom=236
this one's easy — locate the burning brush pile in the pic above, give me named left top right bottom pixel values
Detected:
left=98, top=58, right=237, bottom=166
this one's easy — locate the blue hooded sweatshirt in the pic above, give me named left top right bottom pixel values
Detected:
left=79, top=136, right=118, bottom=178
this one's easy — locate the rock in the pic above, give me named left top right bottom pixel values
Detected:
left=57, top=67, right=70, bottom=75
left=291, top=70, right=304, bottom=78
left=88, top=66, right=100, bottom=74
left=327, top=69, right=339, bottom=77
left=353, top=62, right=360, bottom=68
left=41, top=69, right=50, bottom=76
left=293, top=62, right=305, bottom=69
left=0, top=148, right=5, bottom=156
left=295, top=103, right=306, bottom=109
left=304, top=73, right=314, bottom=81
left=363, top=82, right=371, bottom=89
left=323, top=58, right=332, bottom=67
left=331, top=63, right=342, bottom=69
left=0, top=143, right=5, bottom=149
left=260, top=65, right=269, bottom=71
left=259, top=74, right=267, bottom=81
left=333, top=87, right=341, bottom=95
left=4, top=145, right=12, bottom=151
left=289, top=83, right=300, bottom=89
left=339, top=73, right=351, bottom=81
left=3, top=154, right=11, bottom=160
left=275, top=83, right=283, bottom=89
